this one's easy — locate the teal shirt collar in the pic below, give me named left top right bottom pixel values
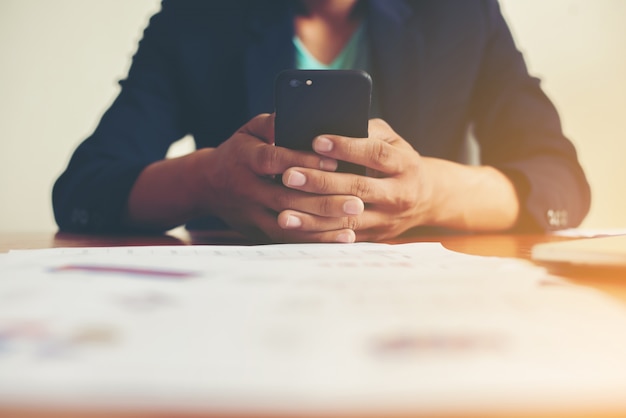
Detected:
left=293, top=22, right=369, bottom=71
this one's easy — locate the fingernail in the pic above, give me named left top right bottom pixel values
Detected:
left=319, top=157, right=338, bottom=171
left=314, top=136, right=333, bottom=153
left=286, top=170, right=306, bottom=187
left=285, top=215, right=302, bottom=229
left=343, top=198, right=364, bottom=215
left=335, top=231, right=355, bottom=243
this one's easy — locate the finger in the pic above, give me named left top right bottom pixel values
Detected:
left=282, top=167, right=389, bottom=203
left=312, top=135, right=405, bottom=175
left=311, top=118, right=419, bottom=175
left=366, top=118, right=409, bottom=146
left=255, top=210, right=357, bottom=243
left=275, top=227, right=357, bottom=244
left=238, top=114, right=339, bottom=175
left=238, top=114, right=336, bottom=174
left=277, top=208, right=398, bottom=243
left=254, top=179, right=364, bottom=217
left=239, top=113, right=275, bottom=145
left=277, top=209, right=365, bottom=232
left=243, top=143, right=337, bottom=177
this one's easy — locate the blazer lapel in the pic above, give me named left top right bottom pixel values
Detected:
left=245, top=6, right=295, bottom=118
left=367, top=0, right=424, bottom=142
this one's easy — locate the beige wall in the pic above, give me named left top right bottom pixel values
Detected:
left=0, top=0, right=162, bottom=233
left=499, top=0, right=626, bottom=228
left=0, top=0, right=624, bottom=233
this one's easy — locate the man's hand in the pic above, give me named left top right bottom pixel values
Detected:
left=199, top=113, right=364, bottom=243
left=277, top=118, right=520, bottom=241
left=276, top=119, right=429, bottom=241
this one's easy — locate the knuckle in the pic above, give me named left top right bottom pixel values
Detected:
left=256, top=146, right=280, bottom=174
left=370, top=141, right=390, bottom=165
left=342, top=137, right=358, bottom=157
left=342, top=216, right=361, bottom=231
left=275, top=191, right=295, bottom=211
left=369, top=118, right=385, bottom=129
left=314, top=173, right=333, bottom=194
left=398, top=197, right=413, bottom=212
left=350, top=177, right=371, bottom=197
left=395, top=190, right=418, bottom=212
left=410, top=154, right=423, bottom=173
left=317, top=196, right=334, bottom=215
left=368, top=118, right=390, bottom=135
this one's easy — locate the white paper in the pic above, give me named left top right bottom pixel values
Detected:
left=551, top=227, right=626, bottom=238
left=2, top=243, right=626, bottom=415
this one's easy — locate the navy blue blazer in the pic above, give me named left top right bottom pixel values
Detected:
left=53, top=0, right=591, bottom=233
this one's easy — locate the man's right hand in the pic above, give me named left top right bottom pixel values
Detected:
left=195, top=113, right=364, bottom=243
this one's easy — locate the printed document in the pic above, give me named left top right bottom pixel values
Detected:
left=2, top=243, right=626, bottom=415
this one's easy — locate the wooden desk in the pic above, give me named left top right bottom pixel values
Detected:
left=2, top=230, right=626, bottom=418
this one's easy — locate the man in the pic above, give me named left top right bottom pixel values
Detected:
left=53, top=0, right=590, bottom=243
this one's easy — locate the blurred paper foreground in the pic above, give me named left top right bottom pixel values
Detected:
left=2, top=243, right=626, bottom=416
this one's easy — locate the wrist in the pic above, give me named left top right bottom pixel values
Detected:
left=411, top=156, right=440, bottom=228
left=419, top=159, right=520, bottom=231
left=187, top=147, right=218, bottom=218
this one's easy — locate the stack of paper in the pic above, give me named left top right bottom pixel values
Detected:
left=2, top=243, right=626, bottom=415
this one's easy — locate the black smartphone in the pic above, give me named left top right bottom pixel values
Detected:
left=274, top=69, right=372, bottom=174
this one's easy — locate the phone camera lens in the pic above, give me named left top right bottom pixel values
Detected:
left=289, top=79, right=302, bottom=88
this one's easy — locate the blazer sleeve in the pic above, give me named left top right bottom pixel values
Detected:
left=52, top=2, right=187, bottom=232
left=470, top=0, right=591, bottom=231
